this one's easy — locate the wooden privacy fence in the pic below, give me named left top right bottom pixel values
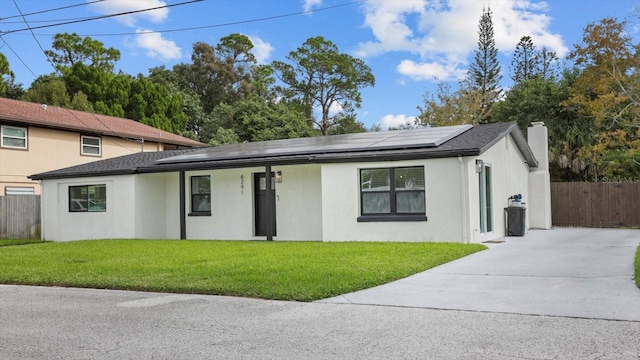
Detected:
left=551, top=182, right=640, bottom=228
left=0, top=195, right=41, bottom=239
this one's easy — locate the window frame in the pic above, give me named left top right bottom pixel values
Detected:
left=1, top=125, right=28, bottom=150
left=189, top=175, right=211, bottom=216
left=69, top=184, right=106, bottom=213
left=479, top=162, right=493, bottom=233
left=358, top=166, right=427, bottom=222
left=81, top=135, right=102, bottom=156
left=5, top=187, right=35, bottom=195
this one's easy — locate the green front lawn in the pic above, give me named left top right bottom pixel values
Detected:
left=0, top=240, right=485, bottom=301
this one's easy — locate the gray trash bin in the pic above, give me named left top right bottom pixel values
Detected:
left=505, top=206, right=526, bottom=236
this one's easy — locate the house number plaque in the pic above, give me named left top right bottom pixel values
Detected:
left=240, top=174, right=244, bottom=195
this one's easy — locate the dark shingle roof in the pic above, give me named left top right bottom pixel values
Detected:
left=0, top=98, right=205, bottom=147
left=30, top=122, right=537, bottom=180
left=30, top=149, right=199, bottom=180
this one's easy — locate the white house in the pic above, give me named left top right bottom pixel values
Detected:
left=30, top=122, right=552, bottom=243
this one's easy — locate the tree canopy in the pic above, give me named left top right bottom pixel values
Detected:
left=272, top=36, right=375, bottom=135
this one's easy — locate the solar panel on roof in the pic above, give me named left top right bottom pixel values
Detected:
left=156, top=125, right=472, bottom=165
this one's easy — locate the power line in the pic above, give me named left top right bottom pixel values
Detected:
left=0, top=0, right=106, bottom=21
left=0, top=0, right=203, bottom=35
left=0, top=38, right=36, bottom=77
left=0, top=14, right=99, bottom=25
left=12, top=0, right=57, bottom=73
left=4, top=0, right=364, bottom=38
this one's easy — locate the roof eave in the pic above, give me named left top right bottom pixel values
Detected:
left=477, top=123, right=538, bottom=168
left=0, top=116, right=204, bottom=148
left=30, top=169, right=138, bottom=181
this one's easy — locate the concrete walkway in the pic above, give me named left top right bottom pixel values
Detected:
left=319, top=227, right=640, bottom=321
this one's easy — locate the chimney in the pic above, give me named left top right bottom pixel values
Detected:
left=527, top=122, right=552, bottom=229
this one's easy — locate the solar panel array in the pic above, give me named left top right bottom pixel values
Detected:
left=156, top=125, right=473, bottom=165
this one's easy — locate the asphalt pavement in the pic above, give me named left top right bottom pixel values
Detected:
left=0, top=227, right=639, bottom=359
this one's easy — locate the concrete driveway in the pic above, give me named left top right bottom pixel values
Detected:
left=319, top=227, right=640, bottom=321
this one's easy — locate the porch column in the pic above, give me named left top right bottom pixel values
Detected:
left=179, top=171, right=186, bottom=239
left=265, top=165, right=274, bottom=241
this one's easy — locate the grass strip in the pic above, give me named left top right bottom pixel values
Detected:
left=0, top=239, right=46, bottom=247
left=0, top=240, right=485, bottom=301
left=635, top=245, right=640, bottom=288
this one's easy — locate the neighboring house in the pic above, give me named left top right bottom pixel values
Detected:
left=31, top=122, right=552, bottom=243
left=0, top=98, right=204, bottom=195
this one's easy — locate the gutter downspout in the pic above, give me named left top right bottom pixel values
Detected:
left=458, top=156, right=469, bottom=244
left=179, top=171, right=186, bottom=240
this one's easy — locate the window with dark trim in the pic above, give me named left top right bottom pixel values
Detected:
left=479, top=162, right=493, bottom=233
left=81, top=135, right=101, bottom=156
left=1, top=125, right=27, bottom=149
left=69, top=184, right=106, bottom=212
left=359, top=166, right=426, bottom=222
left=190, top=175, right=211, bottom=216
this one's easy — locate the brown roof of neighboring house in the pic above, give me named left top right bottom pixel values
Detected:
left=0, top=97, right=205, bottom=147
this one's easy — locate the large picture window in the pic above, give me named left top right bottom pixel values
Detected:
left=1, top=125, right=27, bottom=149
left=81, top=135, right=101, bottom=156
left=359, top=166, right=426, bottom=221
left=69, top=184, right=106, bottom=212
left=190, top=175, right=211, bottom=215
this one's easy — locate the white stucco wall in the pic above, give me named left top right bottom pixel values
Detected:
left=467, top=135, right=530, bottom=243
left=41, top=175, right=136, bottom=241
left=134, top=173, right=172, bottom=239
left=271, top=165, right=323, bottom=241
left=321, top=135, right=530, bottom=243
left=39, top=134, right=534, bottom=243
left=164, top=173, right=181, bottom=239
left=320, top=159, right=465, bottom=242
left=185, top=168, right=255, bottom=240
left=183, top=165, right=323, bottom=241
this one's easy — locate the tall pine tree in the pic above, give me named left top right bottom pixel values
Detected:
left=510, top=36, right=539, bottom=83
left=466, top=6, right=502, bottom=123
left=510, top=36, right=559, bottom=83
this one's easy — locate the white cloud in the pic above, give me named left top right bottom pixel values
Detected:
left=88, top=0, right=169, bottom=26
left=355, top=0, right=568, bottom=81
left=134, top=30, right=181, bottom=61
left=377, top=114, right=417, bottom=130
left=397, top=59, right=466, bottom=81
left=247, top=35, right=274, bottom=64
left=304, top=0, right=322, bottom=12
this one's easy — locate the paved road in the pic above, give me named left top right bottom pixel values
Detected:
left=0, top=228, right=639, bottom=359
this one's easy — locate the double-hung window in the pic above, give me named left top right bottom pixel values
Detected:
left=359, top=166, right=426, bottom=221
left=1, top=125, right=27, bottom=149
left=81, top=135, right=101, bottom=156
left=190, top=175, right=211, bottom=215
left=69, top=184, right=106, bottom=212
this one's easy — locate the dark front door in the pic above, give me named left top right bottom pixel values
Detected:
left=254, top=172, right=276, bottom=237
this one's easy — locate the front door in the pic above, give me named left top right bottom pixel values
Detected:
left=254, top=172, right=276, bottom=237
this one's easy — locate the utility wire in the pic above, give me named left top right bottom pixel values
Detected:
left=0, top=14, right=100, bottom=25
left=0, top=38, right=36, bottom=77
left=2, top=0, right=363, bottom=37
left=0, top=0, right=203, bottom=35
left=0, top=0, right=106, bottom=21
left=12, top=0, right=57, bottom=73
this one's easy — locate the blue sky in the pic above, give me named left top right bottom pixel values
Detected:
left=1, top=0, right=638, bottom=130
